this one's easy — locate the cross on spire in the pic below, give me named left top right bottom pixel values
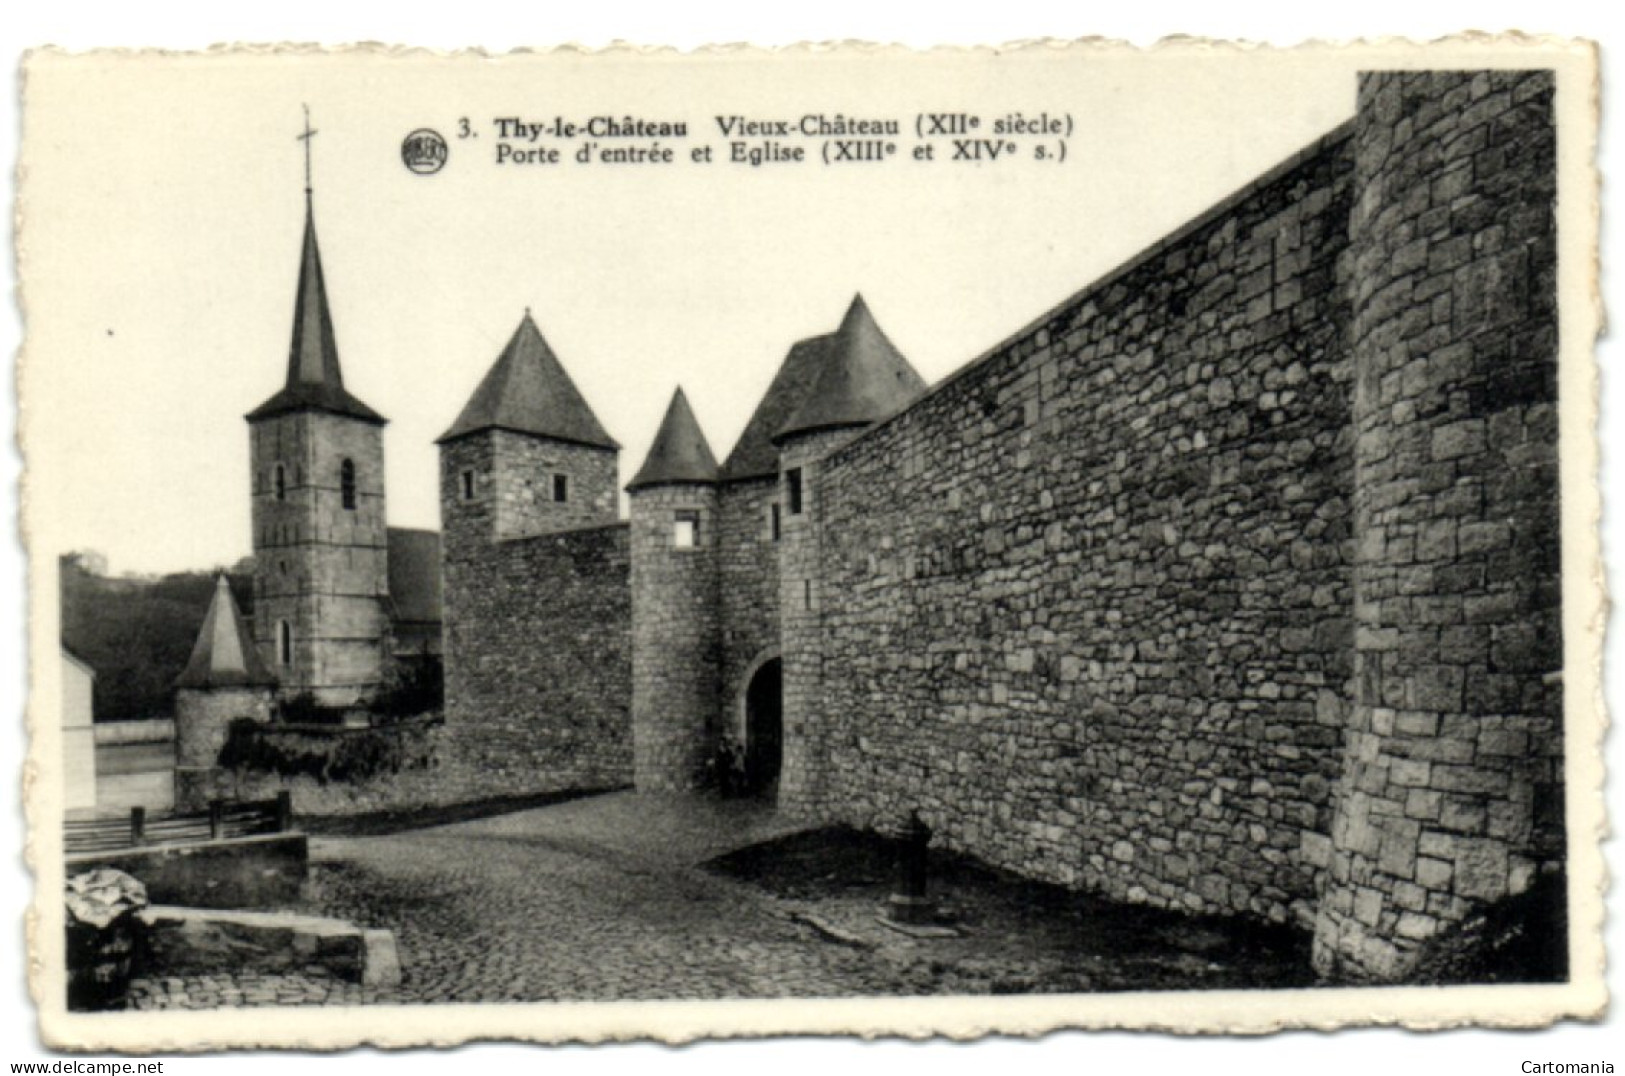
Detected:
left=297, top=104, right=318, bottom=193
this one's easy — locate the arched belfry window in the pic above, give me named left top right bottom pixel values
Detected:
left=274, top=464, right=287, bottom=502
left=341, top=459, right=357, bottom=510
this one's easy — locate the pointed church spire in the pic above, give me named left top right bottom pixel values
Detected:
left=246, top=116, right=385, bottom=426
left=175, top=576, right=277, bottom=689
left=437, top=310, right=619, bottom=449
left=628, top=387, right=719, bottom=491
left=285, top=196, right=346, bottom=392
left=775, top=294, right=927, bottom=442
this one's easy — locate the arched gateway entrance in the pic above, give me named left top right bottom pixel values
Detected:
left=743, top=657, right=783, bottom=799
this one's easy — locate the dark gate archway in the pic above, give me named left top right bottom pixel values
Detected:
left=743, top=658, right=783, bottom=799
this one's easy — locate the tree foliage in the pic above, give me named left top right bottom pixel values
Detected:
left=60, top=553, right=255, bottom=721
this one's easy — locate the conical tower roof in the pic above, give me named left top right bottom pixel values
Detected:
left=775, top=295, right=927, bottom=442
left=247, top=196, right=386, bottom=425
left=174, top=576, right=277, bottom=690
left=437, top=312, right=619, bottom=449
left=719, top=335, right=832, bottom=481
left=627, top=388, right=719, bottom=491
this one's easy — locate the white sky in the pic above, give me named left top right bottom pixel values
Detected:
left=19, top=47, right=1386, bottom=575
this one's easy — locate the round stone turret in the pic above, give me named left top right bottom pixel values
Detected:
left=628, top=388, right=723, bottom=792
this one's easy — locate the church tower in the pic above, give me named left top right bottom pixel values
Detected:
left=245, top=184, right=389, bottom=706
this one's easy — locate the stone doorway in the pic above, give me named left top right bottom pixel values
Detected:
left=743, top=658, right=783, bottom=799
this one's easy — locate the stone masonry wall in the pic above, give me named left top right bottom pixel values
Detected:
left=808, top=127, right=1360, bottom=926
left=777, top=428, right=865, bottom=818
left=1313, top=70, right=1561, bottom=980
left=251, top=411, right=389, bottom=703
left=442, top=431, right=633, bottom=794
left=485, top=430, right=619, bottom=539
left=173, top=686, right=275, bottom=810
left=174, top=687, right=277, bottom=769
left=631, top=484, right=721, bottom=792
left=718, top=477, right=781, bottom=739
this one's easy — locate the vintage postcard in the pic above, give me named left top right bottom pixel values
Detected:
left=18, top=37, right=1604, bottom=1050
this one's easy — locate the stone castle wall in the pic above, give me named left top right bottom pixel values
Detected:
left=441, top=520, right=632, bottom=791
left=1314, top=70, right=1561, bottom=979
left=433, top=69, right=1561, bottom=979
left=806, top=125, right=1360, bottom=927
left=777, top=427, right=865, bottom=817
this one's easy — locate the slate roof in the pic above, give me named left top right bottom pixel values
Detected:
left=386, top=528, right=443, bottom=625
left=437, top=312, right=619, bottom=450
left=627, top=388, right=719, bottom=491
left=174, top=576, right=277, bottom=689
left=247, top=196, right=386, bottom=425
left=776, top=295, right=927, bottom=442
left=717, top=335, right=831, bottom=482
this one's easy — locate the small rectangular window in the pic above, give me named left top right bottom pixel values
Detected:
left=460, top=470, right=476, bottom=501
left=673, top=510, right=700, bottom=548
left=340, top=459, right=357, bottom=510
left=552, top=474, right=569, bottom=503
left=786, top=468, right=804, bottom=515
left=769, top=502, right=782, bottom=541
left=277, top=620, right=292, bottom=666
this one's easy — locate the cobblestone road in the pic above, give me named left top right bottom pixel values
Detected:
left=127, top=791, right=1311, bottom=1008
left=133, top=793, right=913, bottom=1006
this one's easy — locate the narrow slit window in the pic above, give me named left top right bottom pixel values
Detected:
left=274, top=464, right=286, bottom=502
left=770, top=502, right=782, bottom=541
left=460, top=469, right=476, bottom=501
left=673, top=510, right=700, bottom=549
left=340, top=459, right=357, bottom=510
left=277, top=620, right=292, bottom=666
left=786, top=468, right=804, bottom=515
left=803, top=579, right=812, bottom=610
left=552, top=473, right=569, bottom=503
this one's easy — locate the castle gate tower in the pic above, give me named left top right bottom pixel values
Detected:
left=771, top=296, right=927, bottom=816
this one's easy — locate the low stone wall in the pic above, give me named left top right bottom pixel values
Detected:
left=196, top=720, right=618, bottom=817
left=140, top=905, right=400, bottom=987
left=221, top=716, right=440, bottom=784
left=67, top=832, right=308, bottom=910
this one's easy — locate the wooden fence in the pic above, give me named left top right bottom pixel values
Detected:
left=64, top=792, right=294, bottom=856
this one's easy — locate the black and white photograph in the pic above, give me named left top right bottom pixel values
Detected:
left=10, top=30, right=1608, bottom=1056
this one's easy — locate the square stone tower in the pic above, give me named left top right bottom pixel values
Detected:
left=246, top=193, right=390, bottom=706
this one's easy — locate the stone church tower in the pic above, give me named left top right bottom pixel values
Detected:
left=245, top=192, right=390, bottom=705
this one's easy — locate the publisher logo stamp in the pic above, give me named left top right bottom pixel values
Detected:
left=402, top=129, right=448, bottom=175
